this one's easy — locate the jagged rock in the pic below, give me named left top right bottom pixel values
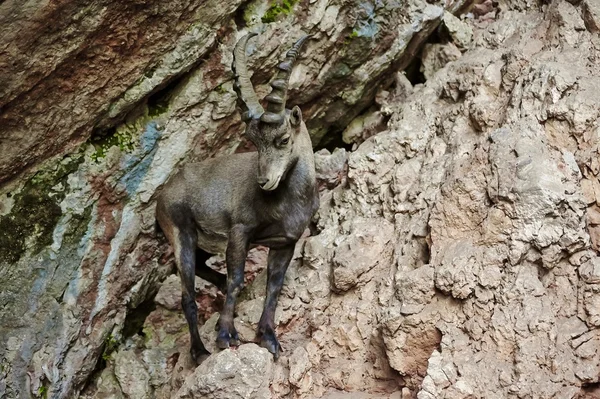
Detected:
left=341, top=110, right=388, bottom=145
left=288, top=346, right=313, bottom=394
left=80, top=365, right=125, bottom=399
left=314, top=148, right=349, bottom=190
left=582, top=0, right=600, bottom=32
left=580, top=255, right=600, bottom=284
left=420, top=42, right=462, bottom=81
left=331, top=218, right=394, bottom=292
left=154, top=274, right=183, bottom=311
left=395, top=265, right=435, bottom=315
left=442, top=11, right=473, bottom=48
left=174, top=344, right=273, bottom=399
left=0, top=0, right=246, bottom=184
left=471, top=0, right=496, bottom=19
left=0, top=0, right=464, bottom=185
left=113, top=349, right=152, bottom=399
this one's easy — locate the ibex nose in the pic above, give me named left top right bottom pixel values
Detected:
left=257, top=177, right=269, bottom=187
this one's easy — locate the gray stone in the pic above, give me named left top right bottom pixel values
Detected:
left=113, top=350, right=152, bottom=399
left=442, top=12, right=473, bottom=49
left=332, top=218, right=394, bottom=292
left=420, top=43, right=463, bottom=81
left=314, top=148, right=349, bottom=190
left=174, top=344, right=273, bottom=399
left=582, top=0, right=600, bottom=32
left=154, top=274, right=182, bottom=311
left=288, top=347, right=312, bottom=393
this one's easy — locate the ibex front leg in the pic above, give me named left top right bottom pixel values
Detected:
left=257, top=244, right=295, bottom=359
left=216, top=225, right=250, bottom=349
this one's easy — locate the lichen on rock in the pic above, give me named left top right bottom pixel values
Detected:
left=0, top=153, right=85, bottom=264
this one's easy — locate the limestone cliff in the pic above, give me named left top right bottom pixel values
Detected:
left=1, top=0, right=600, bottom=398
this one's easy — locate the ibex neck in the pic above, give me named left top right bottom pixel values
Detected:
left=281, top=131, right=316, bottom=196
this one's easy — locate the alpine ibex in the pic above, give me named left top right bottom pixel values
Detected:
left=156, top=33, right=319, bottom=362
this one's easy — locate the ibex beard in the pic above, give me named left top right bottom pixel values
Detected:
left=155, top=33, right=319, bottom=363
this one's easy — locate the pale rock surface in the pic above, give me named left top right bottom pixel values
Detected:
left=113, top=349, right=152, bottom=399
left=582, top=0, right=600, bottom=32
left=342, top=110, right=388, bottom=145
left=314, top=148, right=349, bottom=191
left=442, top=12, right=473, bottom=49
left=420, top=43, right=463, bottom=82
left=0, top=0, right=473, bottom=397
left=174, top=344, right=273, bottom=399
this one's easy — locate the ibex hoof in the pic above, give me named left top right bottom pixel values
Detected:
left=190, top=347, right=210, bottom=365
left=216, top=328, right=240, bottom=349
left=258, top=330, right=282, bottom=360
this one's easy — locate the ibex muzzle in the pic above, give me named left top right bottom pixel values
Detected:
left=156, top=33, right=318, bottom=363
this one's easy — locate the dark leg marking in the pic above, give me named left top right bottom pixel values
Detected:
left=216, top=225, right=250, bottom=349
left=257, top=244, right=295, bottom=359
left=176, top=228, right=210, bottom=364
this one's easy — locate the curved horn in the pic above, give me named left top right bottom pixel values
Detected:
left=232, top=33, right=264, bottom=122
left=261, top=34, right=312, bottom=125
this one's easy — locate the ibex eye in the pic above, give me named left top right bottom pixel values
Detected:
left=280, top=137, right=290, bottom=145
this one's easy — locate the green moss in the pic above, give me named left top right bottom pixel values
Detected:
left=148, top=102, right=169, bottom=117
left=90, top=127, right=135, bottom=162
left=344, top=28, right=362, bottom=46
left=102, top=334, right=120, bottom=361
left=0, top=154, right=84, bottom=264
left=37, top=386, right=47, bottom=399
left=261, top=0, right=298, bottom=23
left=215, top=83, right=227, bottom=94
left=65, top=205, right=92, bottom=242
left=343, top=29, right=360, bottom=45
left=91, top=100, right=169, bottom=162
left=242, top=2, right=262, bottom=25
left=142, top=325, right=153, bottom=344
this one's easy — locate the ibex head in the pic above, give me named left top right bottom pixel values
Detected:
left=232, top=33, right=311, bottom=191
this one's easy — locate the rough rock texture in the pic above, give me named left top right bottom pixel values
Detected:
left=174, top=344, right=274, bottom=399
left=100, top=1, right=600, bottom=397
left=0, top=0, right=463, bottom=185
left=3, top=0, right=600, bottom=398
left=79, top=1, right=600, bottom=397
left=0, top=0, right=472, bottom=398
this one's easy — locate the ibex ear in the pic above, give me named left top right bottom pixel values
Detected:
left=290, top=105, right=302, bottom=127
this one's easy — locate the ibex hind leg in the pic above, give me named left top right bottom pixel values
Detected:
left=195, top=248, right=227, bottom=293
left=172, top=226, right=210, bottom=364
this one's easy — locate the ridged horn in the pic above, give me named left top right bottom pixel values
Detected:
left=232, top=33, right=264, bottom=122
left=261, top=34, right=312, bottom=125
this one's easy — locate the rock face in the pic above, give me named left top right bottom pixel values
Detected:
left=0, top=0, right=461, bottom=185
left=0, top=0, right=471, bottom=398
left=2, top=0, right=600, bottom=398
